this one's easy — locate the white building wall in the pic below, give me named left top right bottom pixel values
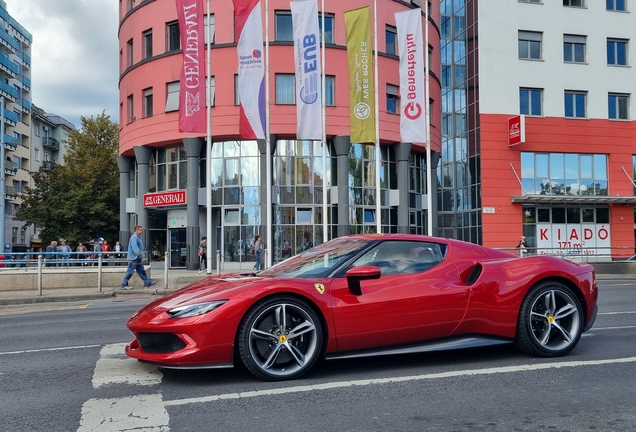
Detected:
left=478, top=1, right=635, bottom=119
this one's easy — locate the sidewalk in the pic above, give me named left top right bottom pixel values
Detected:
left=0, top=269, right=218, bottom=306
left=0, top=270, right=633, bottom=306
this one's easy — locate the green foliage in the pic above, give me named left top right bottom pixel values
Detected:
left=16, top=112, right=120, bottom=245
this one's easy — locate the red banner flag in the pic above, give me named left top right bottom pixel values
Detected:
left=176, top=0, right=206, bottom=133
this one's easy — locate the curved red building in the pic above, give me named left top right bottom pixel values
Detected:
left=118, top=0, right=441, bottom=270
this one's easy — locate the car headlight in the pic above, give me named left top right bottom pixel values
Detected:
left=167, top=300, right=228, bottom=318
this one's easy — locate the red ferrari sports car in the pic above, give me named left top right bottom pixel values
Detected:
left=126, top=234, right=598, bottom=381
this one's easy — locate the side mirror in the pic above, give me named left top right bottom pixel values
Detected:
left=346, top=265, right=381, bottom=296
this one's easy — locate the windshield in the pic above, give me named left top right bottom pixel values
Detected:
left=259, top=237, right=372, bottom=278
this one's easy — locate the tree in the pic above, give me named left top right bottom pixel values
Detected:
left=16, top=112, right=120, bottom=245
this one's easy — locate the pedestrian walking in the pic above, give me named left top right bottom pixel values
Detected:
left=76, top=242, right=88, bottom=266
left=121, top=225, right=156, bottom=289
left=198, top=236, right=207, bottom=274
left=517, top=235, right=529, bottom=257
left=251, top=235, right=262, bottom=273
left=45, top=240, right=57, bottom=267
left=58, top=240, right=72, bottom=267
left=113, top=241, right=124, bottom=265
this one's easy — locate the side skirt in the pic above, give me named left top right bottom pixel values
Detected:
left=325, top=335, right=513, bottom=361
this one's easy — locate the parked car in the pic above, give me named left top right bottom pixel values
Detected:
left=126, top=233, right=598, bottom=381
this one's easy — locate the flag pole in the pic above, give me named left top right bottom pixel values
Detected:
left=424, top=5, right=432, bottom=236
left=321, top=0, right=327, bottom=244
left=373, top=0, right=381, bottom=233
left=265, top=0, right=272, bottom=267
left=206, top=0, right=213, bottom=273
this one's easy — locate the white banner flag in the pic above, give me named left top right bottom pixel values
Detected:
left=395, top=8, right=427, bottom=143
left=291, top=0, right=322, bottom=140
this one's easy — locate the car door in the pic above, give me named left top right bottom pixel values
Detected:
left=329, top=241, right=470, bottom=352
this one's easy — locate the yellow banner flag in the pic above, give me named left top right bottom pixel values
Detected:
left=344, top=6, right=375, bottom=143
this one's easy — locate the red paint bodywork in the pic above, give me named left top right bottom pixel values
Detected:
left=126, top=234, right=598, bottom=367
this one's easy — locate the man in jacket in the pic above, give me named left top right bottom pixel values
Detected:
left=121, top=226, right=156, bottom=290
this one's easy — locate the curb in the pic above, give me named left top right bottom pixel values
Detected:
left=0, top=288, right=179, bottom=306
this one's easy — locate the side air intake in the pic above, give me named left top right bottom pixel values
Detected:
left=464, top=263, right=483, bottom=286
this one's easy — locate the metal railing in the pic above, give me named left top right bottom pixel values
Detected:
left=496, top=245, right=636, bottom=263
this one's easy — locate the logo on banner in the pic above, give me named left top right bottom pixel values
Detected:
left=185, top=92, right=201, bottom=116
left=299, top=35, right=319, bottom=104
left=354, top=102, right=371, bottom=120
left=239, top=50, right=263, bottom=67
left=143, top=191, right=187, bottom=207
left=404, top=102, right=422, bottom=120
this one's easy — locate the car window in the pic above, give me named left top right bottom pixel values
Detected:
left=350, top=240, right=444, bottom=275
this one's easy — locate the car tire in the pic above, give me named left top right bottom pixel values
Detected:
left=237, top=295, right=323, bottom=381
left=515, top=281, right=584, bottom=357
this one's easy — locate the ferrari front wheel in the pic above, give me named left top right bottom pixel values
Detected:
left=237, top=296, right=323, bottom=381
left=515, top=281, right=584, bottom=357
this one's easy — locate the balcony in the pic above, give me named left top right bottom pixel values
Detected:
left=21, top=52, right=30, bottom=69
left=0, top=28, right=19, bottom=53
left=3, top=134, right=17, bottom=151
left=22, top=99, right=31, bottom=113
left=42, top=160, right=56, bottom=171
left=0, top=53, right=18, bottom=77
left=4, top=159, right=18, bottom=175
left=0, top=81, right=18, bottom=102
left=22, top=76, right=30, bottom=92
left=5, top=185, right=17, bottom=199
left=43, top=136, right=59, bottom=150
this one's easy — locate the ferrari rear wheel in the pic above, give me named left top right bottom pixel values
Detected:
left=237, top=296, right=323, bottom=381
left=515, top=281, right=583, bottom=357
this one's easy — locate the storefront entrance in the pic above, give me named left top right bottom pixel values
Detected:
left=170, top=228, right=187, bottom=268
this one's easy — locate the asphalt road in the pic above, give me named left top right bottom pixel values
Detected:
left=0, top=281, right=635, bottom=432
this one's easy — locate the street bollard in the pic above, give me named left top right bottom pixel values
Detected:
left=37, top=255, right=43, bottom=296
left=216, top=250, right=221, bottom=275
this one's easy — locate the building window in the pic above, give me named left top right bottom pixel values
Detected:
left=325, top=75, right=335, bottom=106
left=204, top=14, right=215, bottom=45
left=519, top=0, right=541, bottom=3
left=167, top=21, right=180, bottom=52
left=520, top=88, right=543, bottom=116
left=318, top=13, right=334, bottom=44
left=563, top=0, right=584, bottom=6
left=12, top=227, right=18, bottom=243
left=386, top=25, right=397, bottom=55
left=34, top=147, right=40, bottom=161
left=386, top=84, right=399, bottom=114
left=607, top=38, right=628, bottom=65
left=606, top=0, right=625, bottom=10
left=275, top=11, right=292, bottom=42
left=127, top=39, right=133, bottom=67
left=608, top=93, right=629, bottom=120
left=127, top=94, right=134, bottom=123
left=34, top=124, right=39, bottom=136
left=165, top=81, right=179, bottom=112
left=275, top=74, right=295, bottom=104
left=521, top=152, right=607, bottom=196
left=143, top=29, right=153, bottom=59
left=225, top=209, right=240, bottom=225
left=564, top=34, right=586, bottom=63
left=143, top=87, right=153, bottom=118
left=208, top=76, right=216, bottom=106
left=565, top=91, right=587, bottom=118
left=297, top=208, right=313, bottom=224
left=518, top=31, right=542, bottom=60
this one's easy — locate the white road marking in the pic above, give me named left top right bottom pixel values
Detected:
left=598, top=311, right=636, bottom=315
left=587, top=325, right=636, bottom=331
left=77, top=394, right=169, bottom=432
left=164, top=356, right=636, bottom=407
left=92, top=343, right=162, bottom=388
left=0, top=344, right=100, bottom=356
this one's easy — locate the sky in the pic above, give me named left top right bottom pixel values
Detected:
left=6, top=0, right=120, bottom=129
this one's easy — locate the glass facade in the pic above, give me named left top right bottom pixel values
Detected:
left=520, top=152, right=608, bottom=196
left=439, top=0, right=481, bottom=244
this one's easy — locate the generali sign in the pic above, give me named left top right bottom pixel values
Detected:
left=508, top=114, right=526, bottom=147
left=143, top=191, right=186, bottom=207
